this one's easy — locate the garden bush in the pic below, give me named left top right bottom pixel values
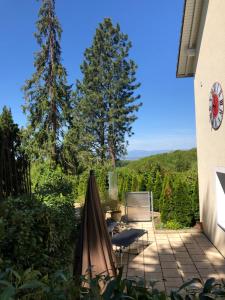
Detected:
left=160, top=172, right=199, bottom=228
left=0, top=196, right=76, bottom=274
left=31, top=162, right=76, bottom=201
left=0, top=265, right=225, bottom=299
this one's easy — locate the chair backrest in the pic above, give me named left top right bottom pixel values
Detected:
left=125, top=191, right=151, bottom=222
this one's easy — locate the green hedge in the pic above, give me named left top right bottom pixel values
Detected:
left=160, top=171, right=199, bottom=228
left=0, top=196, right=76, bottom=274
left=31, top=162, right=77, bottom=201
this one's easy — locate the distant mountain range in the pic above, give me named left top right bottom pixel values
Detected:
left=125, top=149, right=170, bottom=160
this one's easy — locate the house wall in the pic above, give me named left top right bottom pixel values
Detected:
left=194, top=0, right=225, bottom=256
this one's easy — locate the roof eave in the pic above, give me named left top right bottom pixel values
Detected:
left=176, top=0, right=204, bottom=78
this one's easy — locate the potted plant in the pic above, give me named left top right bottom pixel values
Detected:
left=107, top=200, right=122, bottom=222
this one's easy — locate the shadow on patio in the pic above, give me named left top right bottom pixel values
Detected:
left=117, top=222, right=225, bottom=294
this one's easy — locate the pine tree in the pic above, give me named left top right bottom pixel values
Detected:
left=62, top=115, right=95, bottom=175
left=160, top=174, right=174, bottom=223
left=152, top=171, right=163, bottom=211
left=23, top=0, right=71, bottom=163
left=74, top=18, right=141, bottom=167
left=0, top=107, right=30, bottom=198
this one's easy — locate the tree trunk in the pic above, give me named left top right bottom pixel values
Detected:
left=49, top=3, right=57, bottom=164
left=109, top=144, right=116, bottom=168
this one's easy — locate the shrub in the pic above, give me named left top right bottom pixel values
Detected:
left=31, top=161, right=76, bottom=201
left=160, top=173, right=197, bottom=228
left=152, top=171, right=163, bottom=211
left=0, top=196, right=76, bottom=274
left=160, top=173, right=175, bottom=223
left=164, top=220, right=183, bottom=230
left=1, top=266, right=225, bottom=299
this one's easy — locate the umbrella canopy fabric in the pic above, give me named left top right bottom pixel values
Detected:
left=74, top=170, right=116, bottom=278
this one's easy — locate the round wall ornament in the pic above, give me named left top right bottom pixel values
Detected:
left=209, top=82, right=224, bottom=130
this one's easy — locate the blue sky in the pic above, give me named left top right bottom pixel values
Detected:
left=0, top=0, right=196, bottom=152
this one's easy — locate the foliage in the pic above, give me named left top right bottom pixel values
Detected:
left=31, top=161, right=76, bottom=201
left=0, top=267, right=79, bottom=300
left=164, top=220, right=183, bottom=230
left=75, top=166, right=109, bottom=203
left=152, top=171, right=163, bottom=212
left=1, top=266, right=225, bottom=299
left=115, top=149, right=199, bottom=228
left=0, top=196, right=76, bottom=274
left=72, top=18, right=141, bottom=167
left=160, top=172, right=198, bottom=227
left=123, top=149, right=197, bottom=173
left=116, top=162, right=163, bottom=204
left=0, top=107, right=31, bottom=199
left=61, top=119, right=95, bottom=175
left=23, top=0, right=71, bottom=163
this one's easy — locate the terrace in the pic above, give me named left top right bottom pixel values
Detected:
left=117, top=221, right=225, bottom=294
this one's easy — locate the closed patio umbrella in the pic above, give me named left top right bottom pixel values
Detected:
left=74, top=170, right=116, bottom=279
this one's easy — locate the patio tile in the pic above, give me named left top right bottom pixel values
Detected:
left=178, top=264, right=198, bottom=272
left=183, top=241, right=196, bottom=246
left=164, top=277, right=183, bottom=285
left=159, top=254, right=176, bottom=262
left=158, top=249, right=174, bottom=255
left=192, top=233, right=205, bottom=238
left=198, top=268, right=218, bottom=277
left=143, top=251, right=159, bottom=257
left=185, top=243, right=199, bottom=249
left=197, top=240, right=213, bottom=246
left=170, top=241, right=184, bottom=246
left=157, top=246, right=173, bottom=251
left=156, top=240, right=171, bottom=245
left=127, top=268, right=144, bottom=277
left=180, top=233, right=192, bottom=238
left=144, top=264, right=162, bottom=272
left=122, top=222, right=225, bottom=292
left=176, top=258, right=193, bottom=265
left=129, top=261, right=144, bottom=269
left=213, top=266, right=225, bottom=272
left=210, top=259, right=225, bottom=266
left=145, top=272, right=163, bottom=280
left=187, top=248, right=204, bottom=255
left=168, top=234, right=180, bottom=238
left=164, top=278, right=183, bottom=291
left=161, top=261, right=178, bottom=269
left=194, top=262, right=214, bottom=269
left=217, top=272, right=225, bottom=280
left=201, top=273, right=220, bottom=279
left=191, top=255, right=209, bottom=262
left=169, top=239, right=182, bottom=243
left=132, top=256, right=144, bottom=263
left=144, top=257, right=160, bottom=264
left=173, top=247, right=187, bottom=252
left=155, top=235, right=168, bottom=240
left=162, top=268, right=181, bottom=278
left=175, top=252, right=190, bottom=258
left=204, top=248, right=223, bottom=256
left=170, top=243, right=184, bottom=249
left=180, top=272, right=200, bottom=280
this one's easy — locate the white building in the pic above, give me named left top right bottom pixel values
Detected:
left=177, top=0, right=225, bottom=256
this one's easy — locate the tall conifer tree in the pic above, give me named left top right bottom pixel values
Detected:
left=74, top=18, right=141, bottom=167
left=23, top=0, right=71, bottom=163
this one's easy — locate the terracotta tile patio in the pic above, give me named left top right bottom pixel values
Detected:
left=117, top=222, right=225, bottom=294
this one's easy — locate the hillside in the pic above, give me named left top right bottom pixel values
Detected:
left=119, top=148, right=197, bottom=172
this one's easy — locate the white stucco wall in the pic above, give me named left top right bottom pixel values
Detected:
left=194, top=0, right=225, bottom=256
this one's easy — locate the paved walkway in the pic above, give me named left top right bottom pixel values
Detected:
left=117, top=222, right=225, bottom=294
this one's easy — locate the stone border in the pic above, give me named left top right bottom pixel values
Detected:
left=154, top=228, right=203, bottom=234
